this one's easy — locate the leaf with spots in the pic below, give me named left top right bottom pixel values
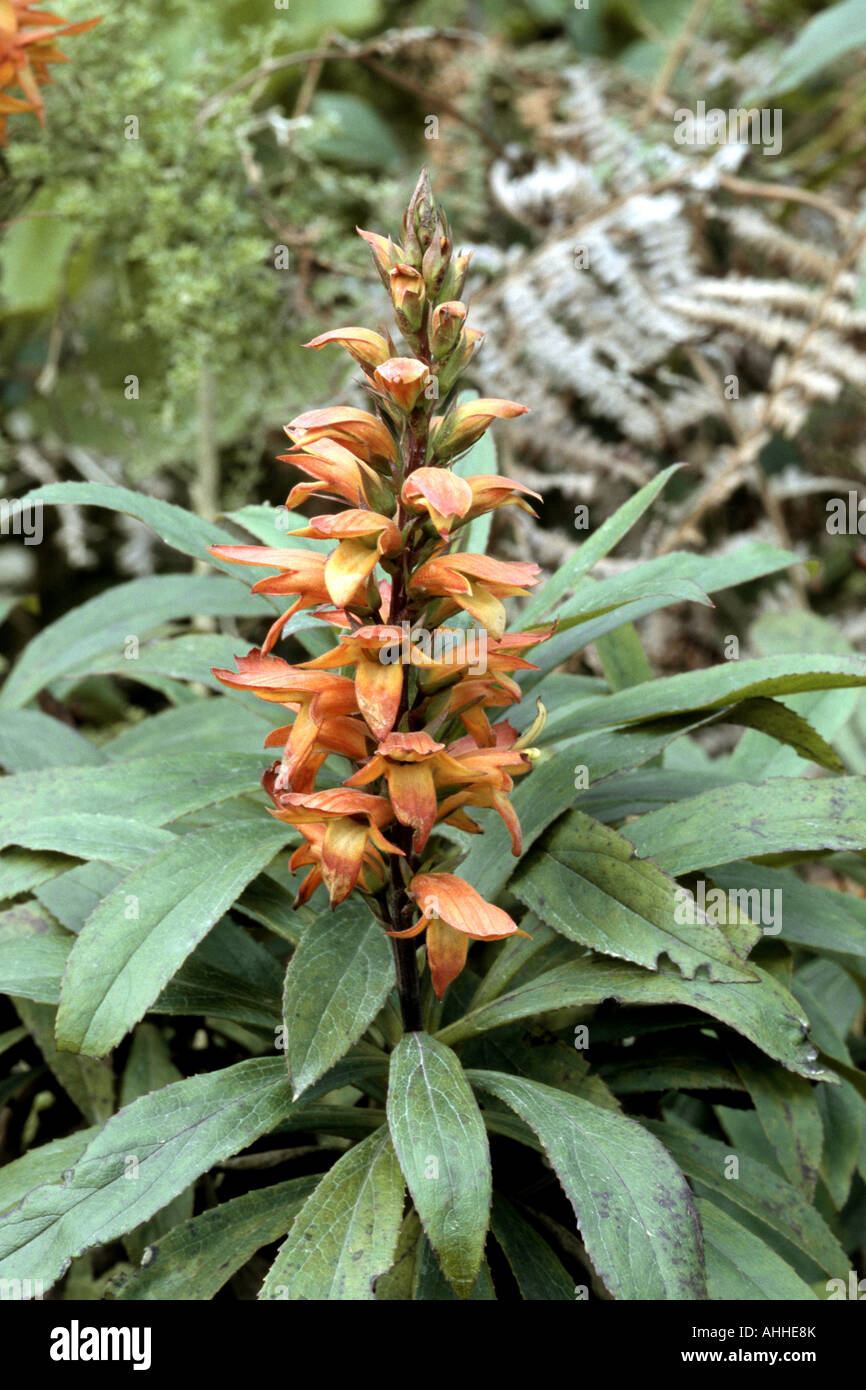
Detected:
left=258, top=1128, right=404, bottom=1301
left=468, top=1070, right=707, bottom=1300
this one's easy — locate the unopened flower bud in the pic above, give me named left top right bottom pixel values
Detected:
left=436, top=326, right=485, bottom=395
left=437, top=251, right=472, bottom=303
left=389, top=264, right=426, bottom=334
left=374, top=357, right=431, bottom=412
left=431, top=398, right=529, bottom=461
left=402, top=167, right=439, bottom=268
left=430, top=301, right=467, bottom=360
left=422, top=227, right=453, bottom=297
left=357, top=227, right=404, bottom=290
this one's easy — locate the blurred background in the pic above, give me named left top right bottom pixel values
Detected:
left=2, top=0, right=865, bottom=684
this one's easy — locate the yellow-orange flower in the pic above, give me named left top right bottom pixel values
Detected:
left=268, top=787, right=403, bottom=906
left=411, top=551, right=541, bottom=638
left=289, top=510, right=401, bottom=609
left=387, top=872, right=528, bottom=998
left=285, top=406, right=397, bottom=469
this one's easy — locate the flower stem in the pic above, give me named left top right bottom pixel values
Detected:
left=390, top=936, right=424, bottom=1032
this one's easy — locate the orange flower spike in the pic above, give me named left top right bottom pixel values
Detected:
left=431, top=399, right=529, bottom=463
left=401, top=468, right=473, bottom=539
left=285, top=406, right=397, bottom=469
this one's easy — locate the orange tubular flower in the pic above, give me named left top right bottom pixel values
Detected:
left=303, top=326, right=392, bottom=373
left=0, top=1, right=101, bottom=143
left=268, top=788, right=403, bottom=906
left=285, top=406, right=397, bottom=469
left=279, top=439, right=389, bottom=512
left=411, top=551, right=542, bottom=639
left=300, top=624, right=436, bottom=741
left=207, top=546, right=344, bottom=654
left=430, top=400, right=529, bottom=462
left=289, top=510, right=402, bottom=609
left=373, top=357, right=431, bottom=412
left=211, top=170, right=552, bottom=1015
left=387, top=872, right=528, bottom=998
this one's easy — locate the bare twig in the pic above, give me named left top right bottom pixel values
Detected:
left=635, top=0, right=712, bottom=132
left=197, top=28, right=484, bottom=128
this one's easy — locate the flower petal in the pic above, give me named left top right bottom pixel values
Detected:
left=426, top=917, right=471, bottom=998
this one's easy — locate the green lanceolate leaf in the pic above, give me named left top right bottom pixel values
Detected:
left=522, top=545, right=802, bottom=688
left=647, top=1121, right=847, bottom=1278
left=119, top=1025, right=194, bottom=1264
left=0, top=710, right=104, bottom=772
left=17, top=482, right=242, bottom=573
left=539, top=653, right=866, bottom=736
left=14, top=999, right=114, bottom=1125
left=117, top=1175, right=320, bottom=1301
left=0, top=753, right=267, bottom=844
left=469, top=1071, right=706, bottom=1300
left=412, top=1236, right=497, bottom=1300
left=259, top=1128, right=404, bottom=1301
left=282, top=899, right=395, bottom=1098
left=0, top=1128, right=98, bottom=1219
left=490, top=1195, right=575, bottom=1300
left=56, top=821, right=295, bottom=1057
left=105, top=698, right=272, bottom=761
left=0, top=1055, right=374, bottom=1293
left=2, top=816, right=174, bottom=869
left=626, top=776, right=866, bottom=873
left=708, top=862, right=866, bottom=959
left=730, top=1050, right=824, bottom=1197
left=0, top=573, right=269, bottom=710
left=439, top=956, right=828, bottom=1080
left=696, top=1199, right=818, bottom=1301
left=0, top=850, right=76, bottom=903
left=387, top=1031, right=491, bottom=1298
left=0, top=902, right=71, bottom=1004
left=520, top=464, right=685, bottom=626
left=512, top=811, right=757, bottom=982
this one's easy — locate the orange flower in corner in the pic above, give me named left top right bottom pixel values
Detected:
left=0, top=1, right=101, bottom=144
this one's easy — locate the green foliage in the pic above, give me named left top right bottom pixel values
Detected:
left=0, top=1, right=394, bottom=485
left=1, top=476, right=865, bottom=1302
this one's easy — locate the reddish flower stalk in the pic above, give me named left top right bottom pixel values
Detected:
left=210, top=170, right=551, bottom=1029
